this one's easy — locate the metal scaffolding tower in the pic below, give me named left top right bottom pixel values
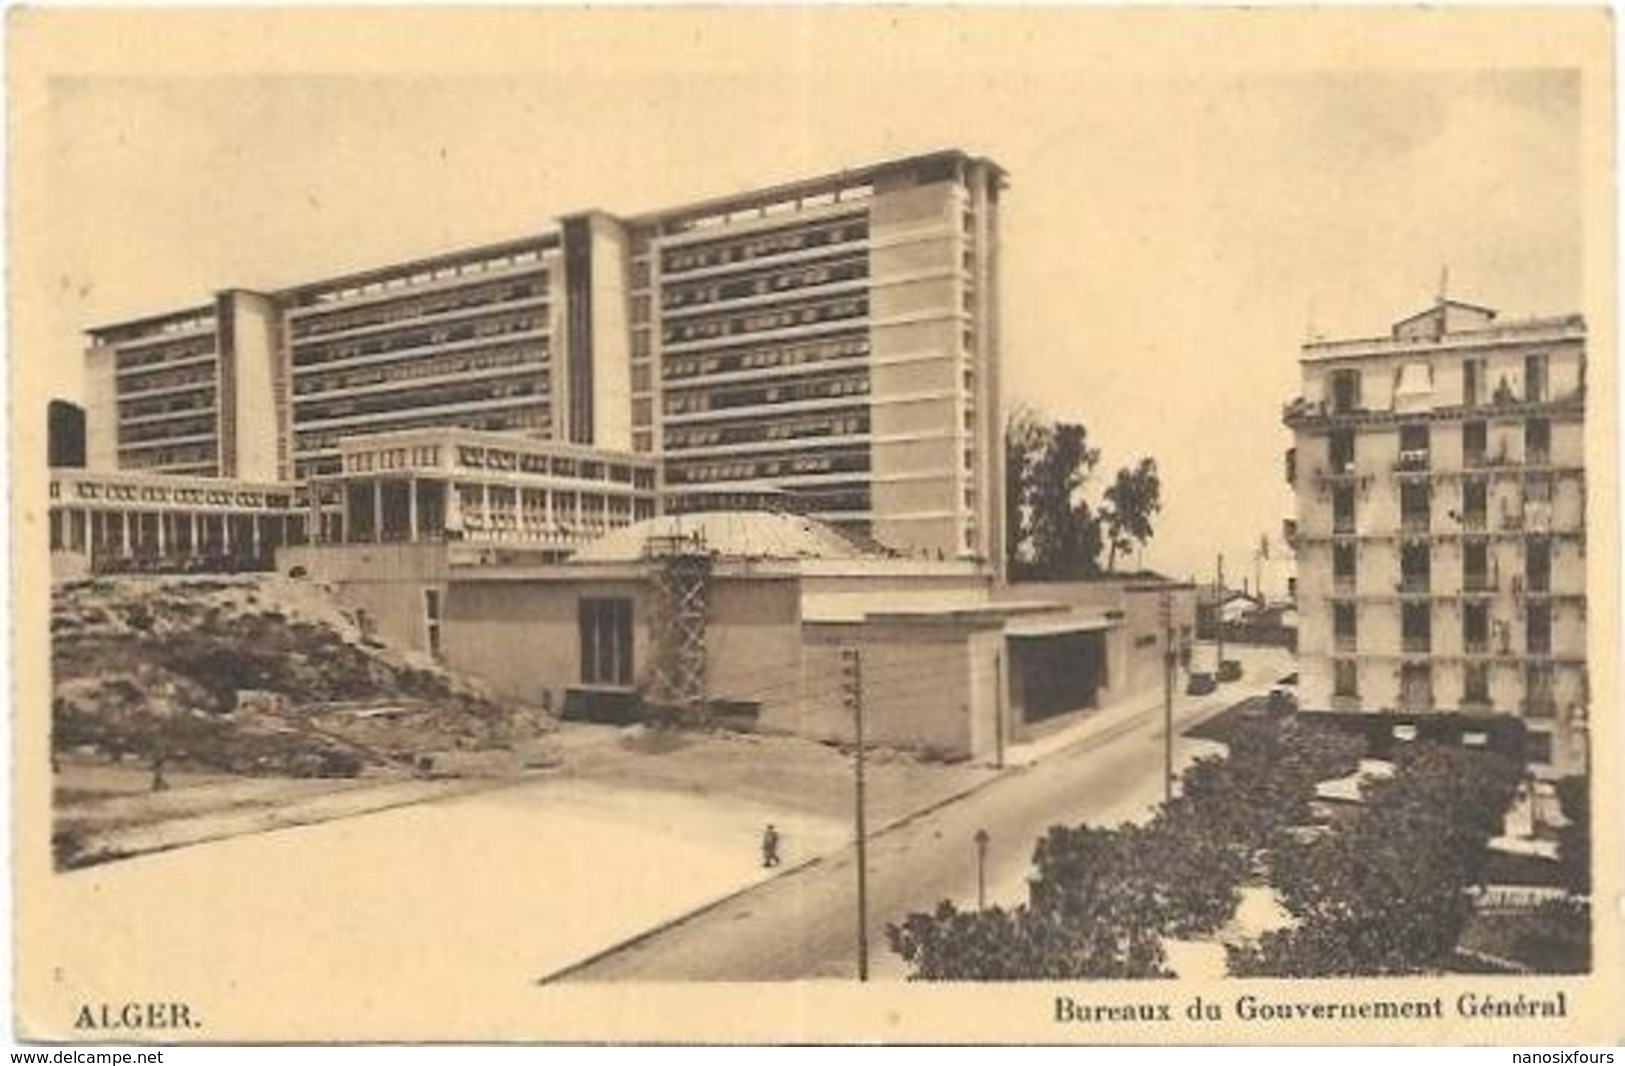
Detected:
left=645, top=529, right=712, bottom=727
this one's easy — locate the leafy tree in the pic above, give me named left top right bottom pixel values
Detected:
left=1027, top=422, right=1102, bottom=578
left=1510, top=898, right=1590, bottom=973
left=1232, top=743, right=1522, bottom=977
left=887, top=714, right=1364, bottom=980
left=1554, top=775, right=1590, bottom=895
left=1004, top=405, right=1049, bottom=572
left=1101, top=458, right=1163, bottom=573
left=888, top=900, right=1170, bottom=981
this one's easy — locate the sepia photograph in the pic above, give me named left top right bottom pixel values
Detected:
left=7, top=6, right=1619, bottom=1045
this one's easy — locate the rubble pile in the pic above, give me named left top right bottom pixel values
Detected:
left=52, top=575, right=547, bottom=777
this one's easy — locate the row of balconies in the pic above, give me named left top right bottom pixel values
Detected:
left=1283, top=382, right=1584, bottom=428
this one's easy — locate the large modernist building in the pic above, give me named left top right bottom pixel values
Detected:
left=80, top=149, right=1007, bottom=569
left=1284, top=299, right=1588, bottom=777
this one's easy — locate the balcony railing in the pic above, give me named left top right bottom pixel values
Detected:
left=1400, top=515, right=1431, bottom=534
left=1460, top=694, right=1494, bottom=712
left=1333, top=575, right=1357, bottom=596
left=1463, top=573, right=1495, bottom=593
left=1398, top=576, right=1432, bottom=594
left=1334, top=633, right=1357, bottom=653
left=1333, top=517, right=1356, bottom=535
left=1394, top=450, right=1431, bottom=472
left=1526, top=449, right=1552, bottom=466
left=1398, top=692, right=1436, bottom=713
left=1464, top=637, right=1491, bottom=655
left=1459, top=512, right=1488, bottom=532
left=1402, top=635, right=1432, bottom=654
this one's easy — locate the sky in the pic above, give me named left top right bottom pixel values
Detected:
left=20, top=9, right=1595, bottom=585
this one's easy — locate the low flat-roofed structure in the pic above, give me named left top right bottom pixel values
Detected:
left=48, top=467, right=307, bottom=580
left=304, top=426, right=660, bottom=561
left=417, top=514, right=1178, bottom=759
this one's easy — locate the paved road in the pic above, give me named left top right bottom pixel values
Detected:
left=549, top=650, right=1287, bottom=982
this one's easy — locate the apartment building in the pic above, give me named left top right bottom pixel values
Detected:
left=1284, top=299, right=1588, bottom=777
left=81, top=150, right=1006, bottom=570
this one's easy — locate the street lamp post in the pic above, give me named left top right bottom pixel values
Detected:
left=974, top=828, right=990, bottom=910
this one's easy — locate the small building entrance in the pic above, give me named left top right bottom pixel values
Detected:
left=1007, top=629, right=1108, bottom=726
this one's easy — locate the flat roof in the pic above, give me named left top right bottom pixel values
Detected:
left=1006, top=613, right=1120, bottom=637
left=332, top=426, right=656, bottom=464
left=626, top=148, right=1008, bottom=229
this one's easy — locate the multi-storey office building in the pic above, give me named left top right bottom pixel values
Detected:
left=81, top=150, right=1007, bottom=570
left=1284, top=300, right=1588, bottom=777
left=85, top=293, right=283, bottom=479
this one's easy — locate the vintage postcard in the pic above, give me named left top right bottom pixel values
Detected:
left=8, top=6, right=1620, bottom=1045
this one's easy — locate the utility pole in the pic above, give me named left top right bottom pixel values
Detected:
left=1160, top=588, right=1174, bottom=804
left=1215, top=552, right=1226, bottom=675
left=973, top=828, right=990, bottom=910
left=841, top=646, right=869, bottom=982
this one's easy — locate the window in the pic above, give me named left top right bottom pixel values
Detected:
left=1463, top=358, right=1483, bottom=407
left=1400, top=541, right=1431, bottom=593
left=1463, top=602, right=1489, bottom=653
left=1400, top=482, right=1430, bottom=532
left=1526, top=603, right=1552, bottom=656
left=1334, top=660, right=1359, bottom=698
left=1333, top=542, right=1357, bottom=589
left=1525, top=354, right=1548, bottom=403
left=1333, top=603, right=1357, bottom=651
left=1461, top=478, right=1488, bottom=528
left=579, top=598, right=634, bottom=686
left=1332, top=485, right=1356, bottom=533
left=1526, top=537, right=1552, bottom=593
left=1463, top=539, right=1491, bottom=592
left=1463, top=420, right=1488, bottom=466
left=1399, top=662, right=1433, bottom=710
left=1330, top=369, right=1362, bottom=413
left=1525, top=419, right=1551, bottom=465
left=1397, top=424, right=1429, bottom=470
left=1463, top=662, right=1490, bottom=705
left=1328, top=430, right=1356, bottom=474
left=1525, top=663, right=1556, bottom=716
left=1402, top=602, right=1432, bottom=653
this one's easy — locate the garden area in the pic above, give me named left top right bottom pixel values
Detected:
left=887, top=711, right=1591, bottom=979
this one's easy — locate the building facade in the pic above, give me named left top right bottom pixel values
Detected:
left=1284, top=300, right=1588, bottom=777
left=48, top=467, right=306, bottom=579
left=81, top=150, right=1007, bottom=571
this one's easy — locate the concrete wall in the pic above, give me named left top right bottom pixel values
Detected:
left=440, top=575, right=651, bottom=709
left=83, top=347, right=118, bottom=471
left=588, top=214, right=633, bottom=450
left=224, top=291, right=283, bottom=481
left=796, top=619, right=991, bottom=760
left=278, top=542, right=451, bottom=654
left=696, top=576, right=804, bottom=724
left=868, top=170, right=965, bottom=561
left=434, top=570, right=803, bottom=719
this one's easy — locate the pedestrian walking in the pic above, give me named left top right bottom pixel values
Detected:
left=761, top=823, right=782, bottom=868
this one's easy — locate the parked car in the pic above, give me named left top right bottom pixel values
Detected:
left=1217, top=659, right=1244, bottom=683
left=1186, top=671, right=1217, bottom=696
